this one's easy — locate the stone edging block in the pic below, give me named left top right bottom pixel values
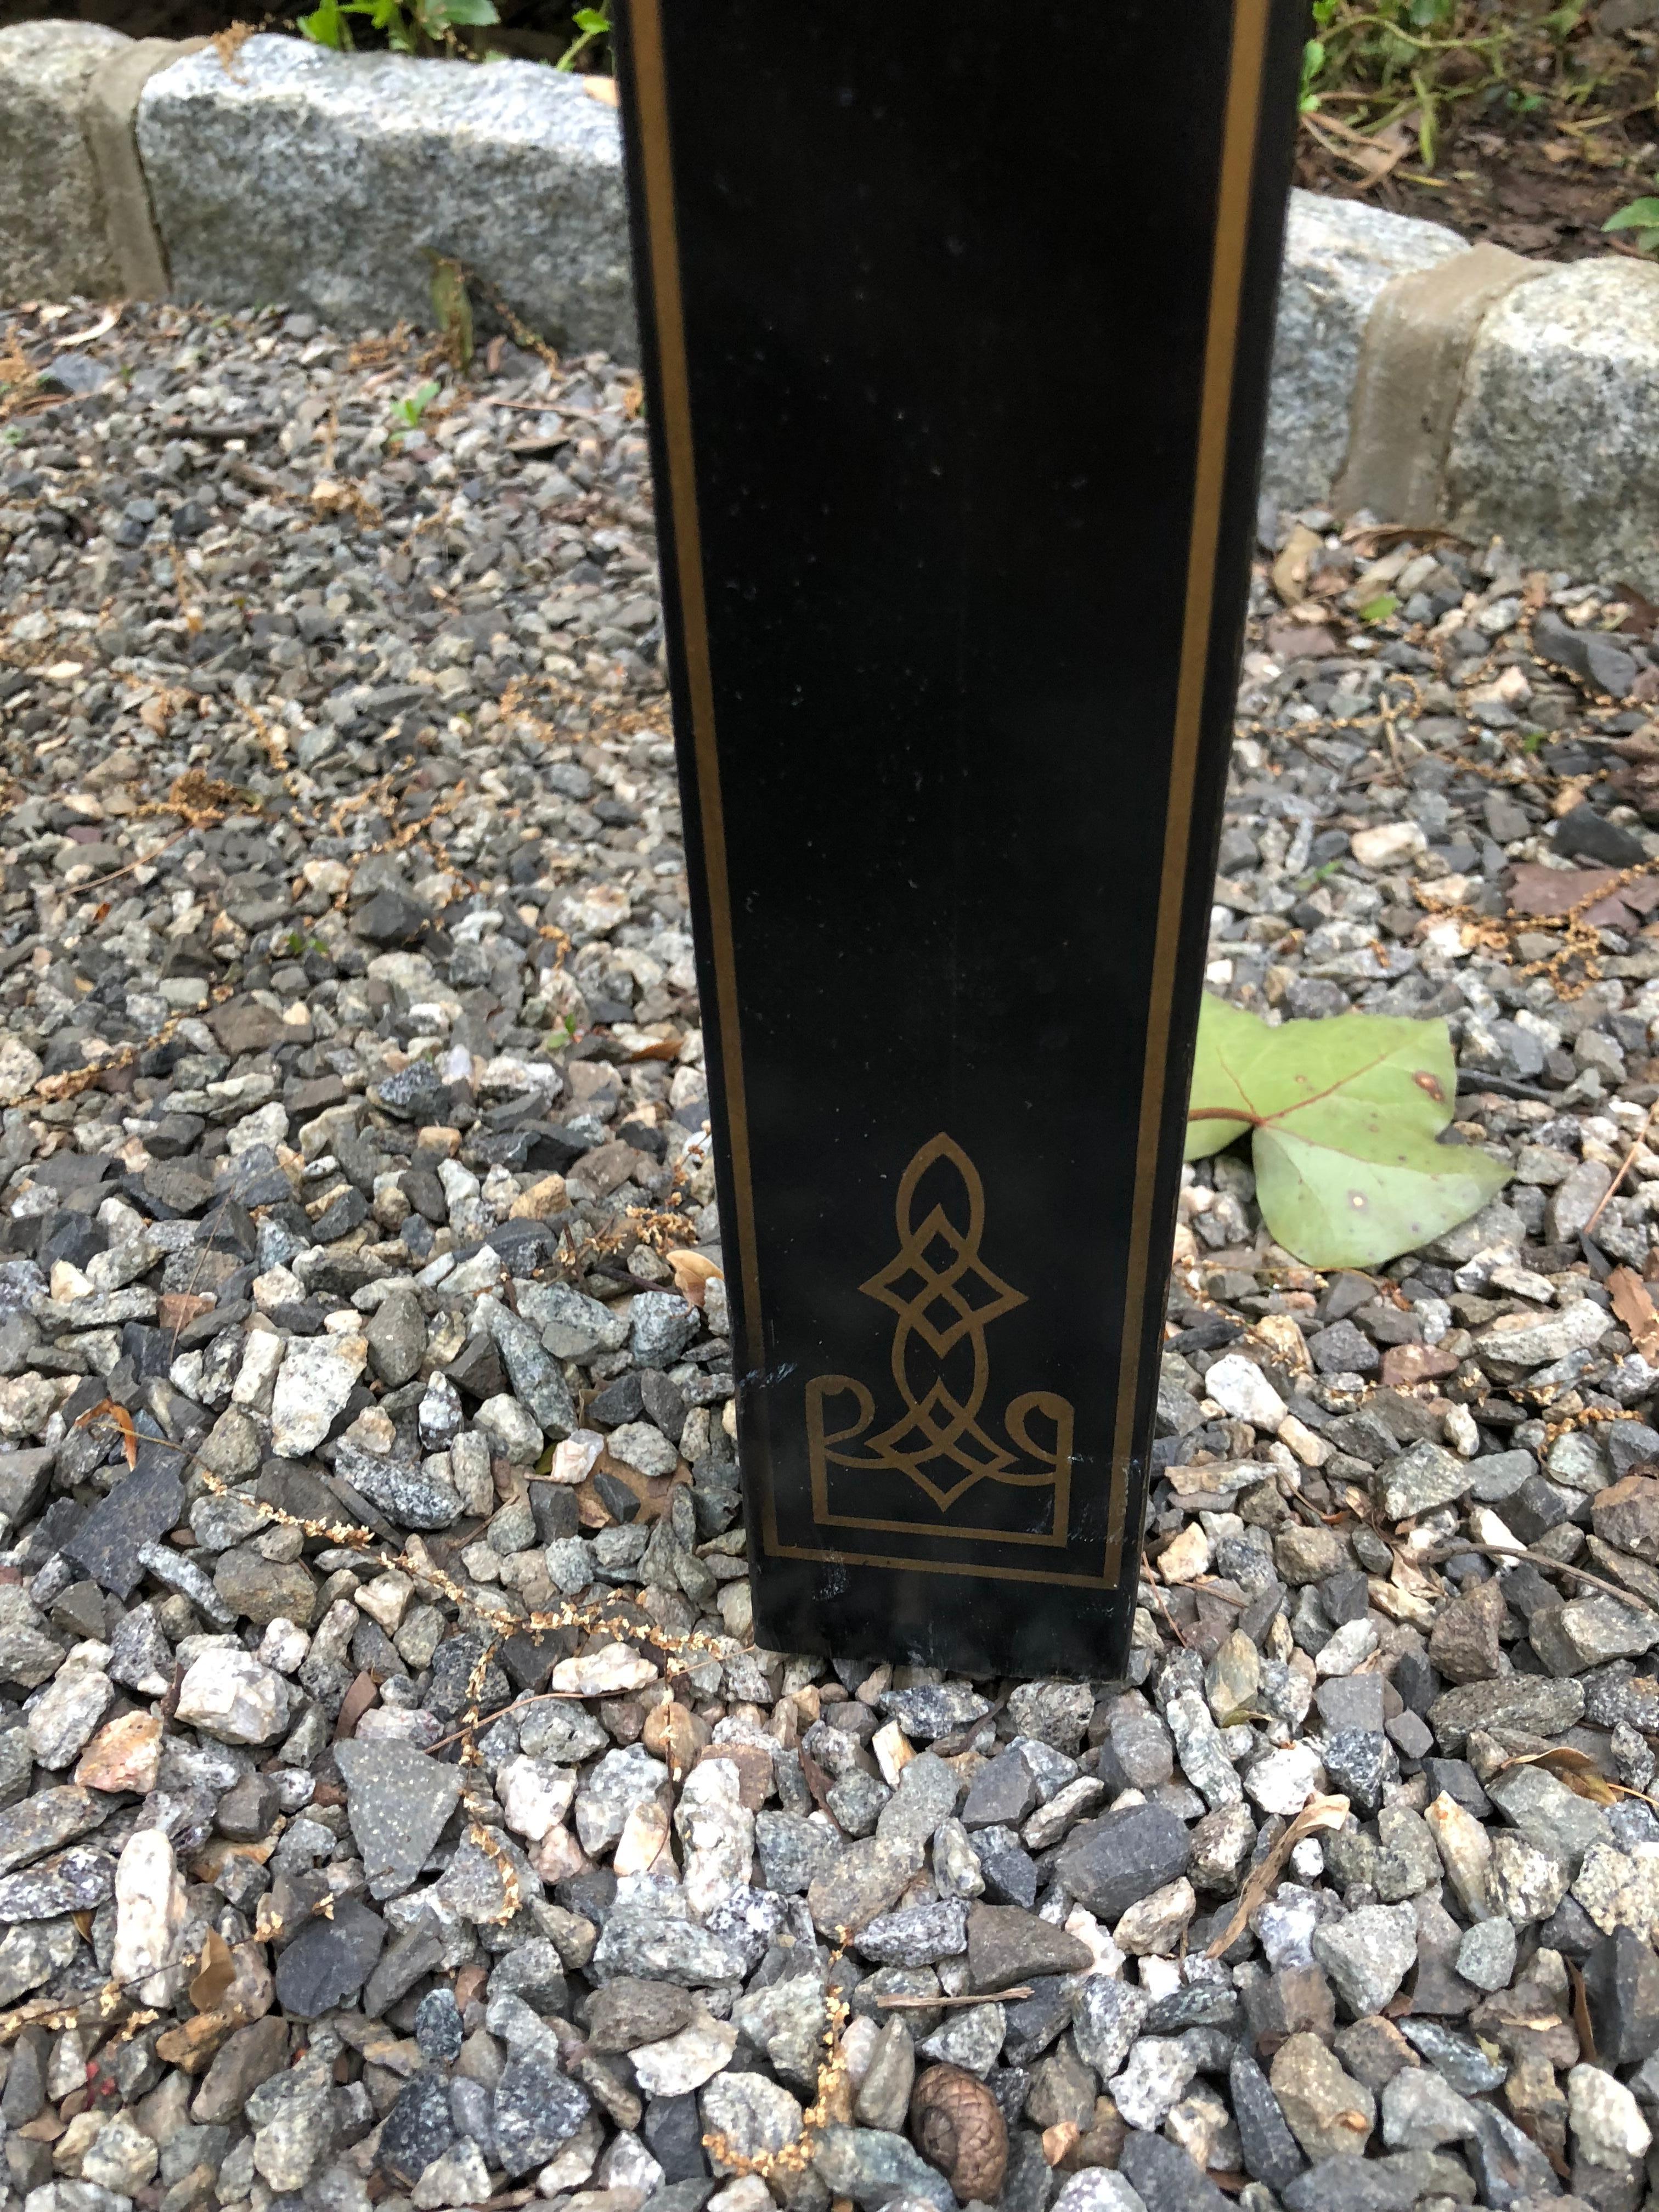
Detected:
left=4, top=16, right=1659, bottom=591
left=84, top=35, right=208, bottom=301
left=1262, top=193, right=1464, bottom=516
left=1444, top=257, right=1659, bottom=595
left=0, top=21, right=134, bottom=303
left=1333, top=240, right=1545, bottom=531
left=135, top=36, right=635, bottom=361
left=1266, top=191, right=1659, bottom=595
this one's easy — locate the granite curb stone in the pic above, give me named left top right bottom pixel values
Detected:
left=6, top=20, right=1659, bottom=585
left=134, top=35, right=635, bottom=358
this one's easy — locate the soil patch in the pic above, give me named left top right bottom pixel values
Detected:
left=1300, top=0, right=1659, bottom=261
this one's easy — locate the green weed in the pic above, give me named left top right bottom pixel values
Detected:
left=388, top=380, right=442, bottom=439
left=1606, top=196, right=1659, bottom=253
left=556, top=5, right=610, bottom=70
left=298, top=0, right=498, bottom=57
left=1300, top=0, right=1602, bottom=172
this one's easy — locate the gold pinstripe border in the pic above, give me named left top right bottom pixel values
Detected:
left=628, top=0, right=1272, bottom=1589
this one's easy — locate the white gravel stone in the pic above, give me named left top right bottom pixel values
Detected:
left=110, top=1826, right=188, bottom=2005
left=1244, top=1742, right=1325, bottom=1818
left=498, top=1757, right=579, bottom=1844
left=1201, top=1353, right=1288, bottom=1431
left=174, top=1647, right=291, bottom=1745
left=675, top=1755, right=754, bottom=1920
left=1110, top=2036, right=1200, bottom=2131
left=1568, top=2061, right=1652, bottom=2169
left=630, top=2015, right=739, bottom=2097
left=269, top=1331, right=364, bottom=1454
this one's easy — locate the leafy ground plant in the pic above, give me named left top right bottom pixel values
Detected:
left=1300, top=0, right=1608, bottom=173
left=298, top=0, right=498, bottom=55
left=388, top=379, right=442, bottom=439
left=557, top=5, right=611, bottom=70
left=1605, top=196, right=1659, bottom=253
left=1184, top=995, right=1509, bottom=1269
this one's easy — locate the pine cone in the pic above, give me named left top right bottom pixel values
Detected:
left=910, top=2063, right=1008, bottom=2204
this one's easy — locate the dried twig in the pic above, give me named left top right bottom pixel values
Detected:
left=1583, top=1099, right=1656, bottom=1237
left=1205, top=1794, right=1351, bottom=1960
left=1419, top=1538, right=1659, bottom=1612
left=876, top=1985, right=1032, bottom=2011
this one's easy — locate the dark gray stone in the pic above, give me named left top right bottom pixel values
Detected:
left=1464, top=2099, right=1561, bottom=2207
left=492, top=2049, right=592, bottom=2176
left=1397, top=2022, right=1504, bottom=2098
left=972, top=1825, right=1039, bottom=1910
left=377, top=2070, right=455, bottom=2185
left=335, top=1738, right=465, bottom=1899
left=961, top=1748, right=1039, bottom=1831
left=1584, top=1924, right=1659, bottom=2066
left=415, top=1987, right=465, bottom=2064
left=643, top=2093, right=710, bottom=2183
left=965, top=1904, right=1093, bottom=1990
left=273, top=1895, right=386, bottom=2018
left=61, top=1463, right=184, bottom=1599
left=1054, top=1802, right=1191, bottom=1918
left=1281, top=2155, right=1468, bottom=2212
left=1231, top=2046, right=1306, bottom=2191
left=588, top=1978, right=696, bottom=2053
left=1119, top=2129, right=1232, bottom=2212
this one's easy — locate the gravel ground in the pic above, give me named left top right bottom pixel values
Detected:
left=4, top=295, right=1659, bottom=2212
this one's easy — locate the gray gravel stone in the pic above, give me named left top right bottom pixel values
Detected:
left=1455, top=1914, right=1517, bottom=1993
left=336, top=1737, right=465, bottom=1899
left=811, top=2124, right=955, bottom=2212
left=1426, top=1673, right=1585, bottom=1752
left=855, top=1899, right=966, bottom=1967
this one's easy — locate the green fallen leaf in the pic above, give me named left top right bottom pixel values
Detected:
left=1605, top=199, right=1659, bottom=256
left=1358, top=592, right=1399, bottom=624
left=1184, top=995, right=1508, bottom=1269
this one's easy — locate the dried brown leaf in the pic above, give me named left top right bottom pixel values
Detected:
left=1492, top=1745, right=1621, bottom=1805
left=73, top=1397, right=137, bottom=1470
left=1610, top=1266, right=1659, bottom=1363
left=1567, top=1956, right=1596, bottom=2063
left=1271, top=522, right=1322, bottom=607
left=665, top=1249, right=723, bottom=1307
left=188, top=1929, right=235, bottom=2012
left=1205, top=1792, right=1350, bottom=1959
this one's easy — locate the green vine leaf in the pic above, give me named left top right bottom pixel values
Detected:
left=1184, top=995, right=1509, bottom=1269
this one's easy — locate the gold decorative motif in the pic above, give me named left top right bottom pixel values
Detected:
left=807, top=1134, right=1074, bottom=1545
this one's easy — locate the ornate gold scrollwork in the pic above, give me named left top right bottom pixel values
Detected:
left=806, top=1133, right=1074, bottom=1544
